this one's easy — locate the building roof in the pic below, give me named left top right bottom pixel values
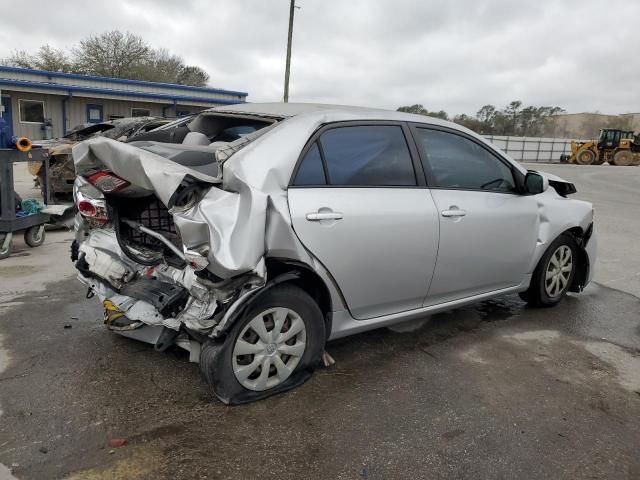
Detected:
left=0, top=66, right=247, bottom=106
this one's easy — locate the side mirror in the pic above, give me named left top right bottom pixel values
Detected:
left=524, top=171, right=549, bottom=194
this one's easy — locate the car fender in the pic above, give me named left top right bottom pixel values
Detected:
left=528, top=189, right=595, bottom=289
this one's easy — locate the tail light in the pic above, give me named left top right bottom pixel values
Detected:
left=78, top=200, right=97, bottom=217
left=76, top=190, right=108, bottom=223
left=86, top=171, right=130, bottom=193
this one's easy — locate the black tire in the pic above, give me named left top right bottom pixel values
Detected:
left=575, top=149, right=596, bottom=165
left=200, top=284, right=326, bottom=405
left=0, top=234, right=11, bottom=260
left=24, top=225, right=46, bottom=248
left=519, top=233, right=578, bottom=307
left=613, top=150, right=633, bottom=166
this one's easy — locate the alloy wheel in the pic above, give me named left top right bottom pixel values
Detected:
left=544, top=245, right=573, bottom=298
left=232, top=307, right=307, bottom=391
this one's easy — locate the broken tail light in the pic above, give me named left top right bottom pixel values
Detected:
left=86, top=171, right=130, bottom=194
left=78, top=200, right=97, bottom=217
left=76, top=190, right=109, bottom=224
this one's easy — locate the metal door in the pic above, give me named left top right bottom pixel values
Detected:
left=0, top=96, right=14, bottom=147
left=425, top=189, right=538, bottom=305
left=289, top=188, right=440, bottom=320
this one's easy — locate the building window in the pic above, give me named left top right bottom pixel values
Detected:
left=19, top=100, right=45, bottom=123
left=131, top=108, right=151, bottom=117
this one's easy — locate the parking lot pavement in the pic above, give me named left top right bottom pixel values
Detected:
left=0, top=165, right=639, bottom=479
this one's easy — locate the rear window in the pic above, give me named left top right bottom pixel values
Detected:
left=309, top=125, right=417, bottom=186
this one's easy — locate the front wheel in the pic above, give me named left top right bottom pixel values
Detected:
left=200, top=284, right=325, bottom=404
left=575, top=149, right=596, bottom=165
left=519, top=233, right=577, bottom=307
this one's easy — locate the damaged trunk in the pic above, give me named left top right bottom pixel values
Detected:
left=70, top=115, right=277, bottom=361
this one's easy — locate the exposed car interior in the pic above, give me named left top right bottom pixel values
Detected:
left=128, top=112, right=278, bottom=146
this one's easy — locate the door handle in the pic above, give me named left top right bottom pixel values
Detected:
left=441, top=208, right=467, bottom=217
left=306, top=211, right=344, bottom=221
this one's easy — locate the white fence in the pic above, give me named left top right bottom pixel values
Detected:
left=483, top=135, right=585, bottom=163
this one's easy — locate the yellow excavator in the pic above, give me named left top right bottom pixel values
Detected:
left=563, top=128, right=640, bottom=166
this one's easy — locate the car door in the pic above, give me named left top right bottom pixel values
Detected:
left=410, top=125, right=539, bottom=306
left=288, top=122, right=440, bottom=320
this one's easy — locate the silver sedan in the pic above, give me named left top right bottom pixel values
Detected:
left=71, top=103, right=596, bottom=403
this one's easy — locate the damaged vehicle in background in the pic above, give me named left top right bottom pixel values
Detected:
left=28, top=117, right=171, bottom=198
left=71, top=103, right=596, bottom=404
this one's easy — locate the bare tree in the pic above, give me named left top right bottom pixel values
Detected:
left=136, top=48, right=183, bottom=84
left=4, top=45, right=71, bottom=72
left=72, top=31, right=151, bottom=78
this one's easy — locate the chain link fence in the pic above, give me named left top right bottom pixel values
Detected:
left=483, top=135, right=586, bottom=163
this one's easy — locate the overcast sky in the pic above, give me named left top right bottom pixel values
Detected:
left=0, top=0, right=637, bottom=115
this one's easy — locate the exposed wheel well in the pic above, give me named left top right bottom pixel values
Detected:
left=265, top=258, right=333, bottom=339
left=564, top=226, right=591, bottom=293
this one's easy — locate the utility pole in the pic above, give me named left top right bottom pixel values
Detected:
left=283, top=0, right=296, bottom=103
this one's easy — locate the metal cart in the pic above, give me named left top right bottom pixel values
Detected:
left=0, top=148, right=51, bottom=259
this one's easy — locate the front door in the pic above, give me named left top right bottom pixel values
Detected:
left=288, top=123, right=440, bottom=320
left=86, top=104, right=103, bottom=124
left=410, top=125, right=539, bottom=305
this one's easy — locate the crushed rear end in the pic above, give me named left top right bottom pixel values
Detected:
left=70, top=114, right=279, bottom=362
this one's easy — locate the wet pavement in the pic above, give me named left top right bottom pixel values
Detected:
left=1, top=164, right=639, bottom=479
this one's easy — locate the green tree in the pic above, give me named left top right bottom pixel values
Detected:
left=475, top=105, right=496, bottom=134
left=397, top=104, right=449, bottom=120
left=176, top=65, right=210, bottom=87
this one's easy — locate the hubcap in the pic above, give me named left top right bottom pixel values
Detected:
left=232, top=307, right=307, bottom=391
left=545, top=245, right=573, bottom=298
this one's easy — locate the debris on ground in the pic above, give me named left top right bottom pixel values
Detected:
left=109, top=438, right=127, bottom=448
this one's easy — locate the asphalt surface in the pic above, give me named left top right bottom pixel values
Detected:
left=1, top=164, right=639, bottom=479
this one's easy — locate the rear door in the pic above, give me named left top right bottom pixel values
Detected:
left=410, top=125, right=539, bottom=305
left=288, top=122, right=440, bottom=320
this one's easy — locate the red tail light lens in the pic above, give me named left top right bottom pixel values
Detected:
left=76, top=191, right=108, bottom=223
left=86, top=171, right=130, bottom=193
left=78, top=200, right=97, bottom=217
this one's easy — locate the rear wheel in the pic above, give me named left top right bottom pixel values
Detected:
left=519, top=233, right=577, bottom=307
left=200, top=284, right=325, bottom=404
left=575, top=149, right=596, bottom=165
left=613, top=150, right=633, bottom=166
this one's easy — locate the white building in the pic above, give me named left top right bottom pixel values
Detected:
left=0, top=66, right=248, bottom=140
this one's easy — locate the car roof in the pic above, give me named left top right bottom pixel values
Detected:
left=207, top=102, right=454, bottom=128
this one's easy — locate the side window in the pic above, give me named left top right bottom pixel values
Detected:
left=414, top=128, right=515, bottom=192
left=294, top=142, right=326, bottom=185
left=319, top=126, right=416, bottom=186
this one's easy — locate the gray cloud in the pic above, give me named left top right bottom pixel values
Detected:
left=0, top=0, right=637, bottom=114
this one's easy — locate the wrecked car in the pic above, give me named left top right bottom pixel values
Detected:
left=29, top=117, right=171, bottom=198
left=70, top=103, right=597, bottom=404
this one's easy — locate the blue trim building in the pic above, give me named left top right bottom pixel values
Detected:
left=0, top=66, right=248, bottom=139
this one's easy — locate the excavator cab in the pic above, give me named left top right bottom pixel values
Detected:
left=598, top=129, right=620, bottom=149
left=597, top=129, right=635, bottom=150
